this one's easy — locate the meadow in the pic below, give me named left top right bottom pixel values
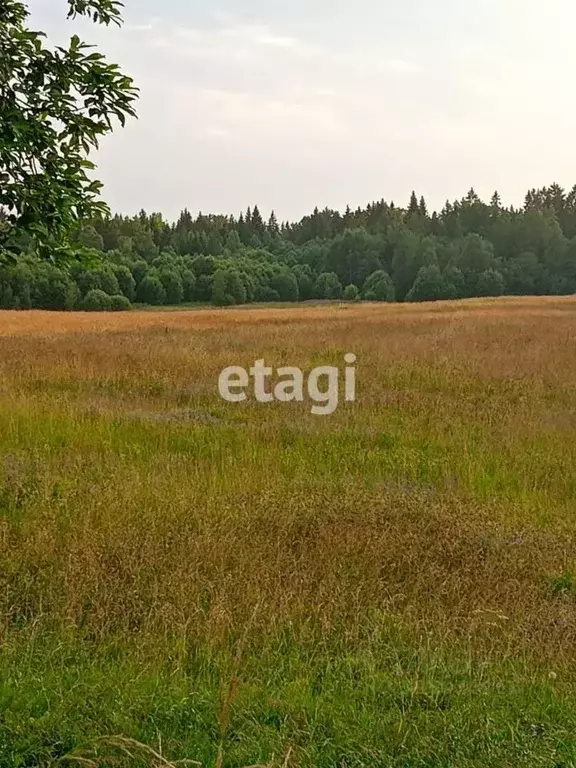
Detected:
left=1, top=298, right=576, bottom=767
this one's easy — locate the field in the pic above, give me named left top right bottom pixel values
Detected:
left=2, top=297, right=576, bottom=767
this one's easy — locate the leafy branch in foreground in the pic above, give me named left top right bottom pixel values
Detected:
left=0, top=0, right=138, bottom=262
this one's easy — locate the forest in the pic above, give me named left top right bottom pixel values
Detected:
left=1, top=183, right=576, bottom=310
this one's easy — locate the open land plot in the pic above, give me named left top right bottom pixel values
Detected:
left=2, top=298, right=576, bottom=766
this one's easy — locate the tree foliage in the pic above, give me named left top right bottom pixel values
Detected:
left=363, top=270, right=395, bottom=302
left=3, top=184, right=576, bottom=310
left=0, top=0, right=137, bottom=262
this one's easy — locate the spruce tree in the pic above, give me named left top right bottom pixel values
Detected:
left=408, top=191, right=420, bottom=216
left=251, top=206, right=265, bottom=236
left=268, top=210, right=280, bottom=235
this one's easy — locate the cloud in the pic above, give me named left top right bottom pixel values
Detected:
left=126, top=22, right=157, bottom=33
left=127, top=17, right=425, bottom=149
left=145, top=19, right=419, bottom=73
left=147, top=21, right=324, bottom=65
left=25, top=0, right=576, bottom=223
left=219, top=24, right=303, bottom=50
left=171, top=86, right=349, bottom=143
left=204, top=126, right=232, bottom=139
left=377, top=58, right=422, bottom=74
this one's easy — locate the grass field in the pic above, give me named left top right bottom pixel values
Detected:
left=2, top=297, right=576, bottom=767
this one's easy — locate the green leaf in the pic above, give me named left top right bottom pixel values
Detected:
left=0, top=0, right=137, bottom=263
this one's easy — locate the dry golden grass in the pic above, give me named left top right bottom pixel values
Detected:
left=2, top=297, right=576, bottom=765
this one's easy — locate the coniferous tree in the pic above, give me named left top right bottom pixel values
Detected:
left=490, top=191, right=502, bottom=211
left=268, top=211, right=280, bottom=236
left=408, top=192, right=420, bottom=216
left=251, top=206, right=265, bottom=235
left=7, top=178, right=576, bottom=309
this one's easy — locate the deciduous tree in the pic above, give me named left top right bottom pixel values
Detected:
left=0, top=0, right=138, bottom=261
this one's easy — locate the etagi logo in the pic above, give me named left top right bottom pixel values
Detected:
left=218, top=354, right=357, bottom=416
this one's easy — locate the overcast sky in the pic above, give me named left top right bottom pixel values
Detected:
left=29, top=0, right=576, bottom=222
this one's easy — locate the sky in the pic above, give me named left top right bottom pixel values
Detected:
left=28, top=0, right=576, bottom=222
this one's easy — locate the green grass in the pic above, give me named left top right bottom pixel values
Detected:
left=1, top=635, right=574, bottom=768
left=2, top=300, right=576, bottom=766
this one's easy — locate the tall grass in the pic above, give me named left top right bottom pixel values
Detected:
left=1, top=298, right=576, bottom=766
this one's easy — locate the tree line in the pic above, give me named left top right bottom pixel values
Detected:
left=2, top=183, right=576, bottom=310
